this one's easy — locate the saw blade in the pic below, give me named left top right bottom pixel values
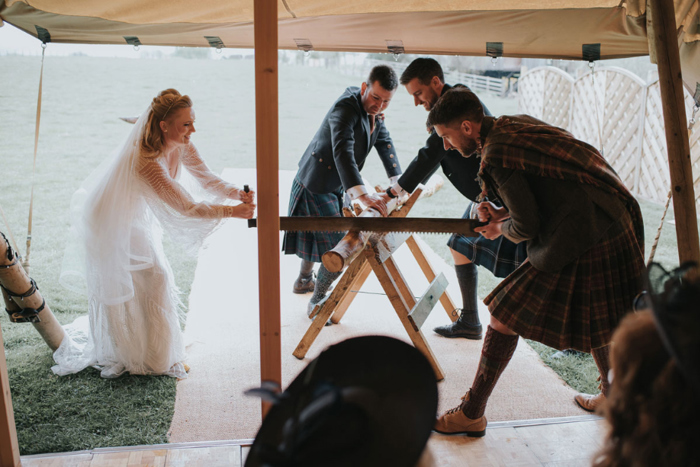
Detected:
left=247, top=217, right=486, bottom=237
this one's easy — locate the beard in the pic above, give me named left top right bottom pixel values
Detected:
left=425, top=92, right=439, bottom=110
left=457, top=137, right=478, bottom=157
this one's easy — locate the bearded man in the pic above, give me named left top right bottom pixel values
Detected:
left=428, top=88, right=645, bottom=435
left=384, top=58, right=527, bottom=340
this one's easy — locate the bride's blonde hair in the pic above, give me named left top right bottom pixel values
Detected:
left=141, top=88, right=193, bottom=156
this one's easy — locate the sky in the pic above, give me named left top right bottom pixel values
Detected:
left=0, top=22, right=253, bottom=58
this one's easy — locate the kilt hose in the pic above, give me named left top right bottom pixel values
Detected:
left=484, top=210, right=644, bottom=352
left=282, top=177, right=345, bottom=263
left=448, top=202, right=528, bottom=278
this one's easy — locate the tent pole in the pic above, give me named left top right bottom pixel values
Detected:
left=254, top=0, right=282, bottom=416
left=0, top=323, right=21, bottom=467
left=649, top=0, right=700, bottom=264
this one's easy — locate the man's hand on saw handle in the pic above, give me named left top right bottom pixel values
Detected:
left=476, top=201, right=508, bottom=223
left=474, top=201, right=509, bottom=240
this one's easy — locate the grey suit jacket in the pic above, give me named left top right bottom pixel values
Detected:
left=296, top=87, right=402, bottom=194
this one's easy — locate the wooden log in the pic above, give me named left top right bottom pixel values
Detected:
left=649, top=0, right=700, bottom=264
left=322, top=230, right=371, bottom=273
left=254, top=0, right=281, bottom=417
left=417, top=175, right=444, bottom=199
left=322, top=198, right=399, bottom=273
left=322, top=189, right=423, bottom=273
left=352, top=203, right=363, bottom=217
left=0, top=233, right=65, bottom=351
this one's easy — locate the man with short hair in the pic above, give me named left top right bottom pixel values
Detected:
left=428, top=88, right=644, bottom=435
left=385, top=58, right=527, bottom=340
left=284, top=65, right=403, bottom=315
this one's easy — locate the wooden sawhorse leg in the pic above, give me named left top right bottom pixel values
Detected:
left=406, top=235, right=459, bottom=322
left=292, top=256, right=369, bottom=359
left=292, top=235, right=449, bottom=381
left=364, top=249, right=445, bottom=381
left=330, top=259, right=372, bottom=325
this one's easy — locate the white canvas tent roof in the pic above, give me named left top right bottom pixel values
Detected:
left=1, top=0, right=699, bottom=91
left=1, top=1, right=699, bottom=463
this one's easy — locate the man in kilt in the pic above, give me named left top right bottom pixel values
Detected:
left=384, top=58, right=527, bottom=341
left=283, top=65, right=403, bottom=315
left=427, top=88, right=645, bottom=436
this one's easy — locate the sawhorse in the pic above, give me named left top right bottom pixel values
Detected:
left=292, top=231, right=458, bottom=380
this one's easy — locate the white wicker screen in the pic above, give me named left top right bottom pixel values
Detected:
left=684, top=91, right=700, bottom=215
left=600, top=68, right=646, bottom=189
left=541, top=67, right=574, bottom=130
left=636, top=82, right=672, bottom=203
left=518, top=66, right=700, bottom=216
left=570, top=71, right=605, bottom=150
left=635, top=84, right=700, bottom=211
left=517, top=68, right=546, bottom=119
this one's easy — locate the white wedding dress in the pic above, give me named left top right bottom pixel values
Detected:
left=55, top=110, right=241, bottom=378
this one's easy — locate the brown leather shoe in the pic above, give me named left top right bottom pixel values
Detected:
left=293, top=273, right=315, bottom=294
left=434, top=397, right=487, bottom=437
left=574, top=392, right=605, bottom=412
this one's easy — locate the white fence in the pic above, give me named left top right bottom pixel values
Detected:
left=288, top=56, right=509, bottom=96
left=447, top=71, right=506, bottom=96
left=358, top=59, right=507, bottom=96
left=518, top=66, right=700, bottom=214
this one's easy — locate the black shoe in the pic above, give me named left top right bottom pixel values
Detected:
left=293, top=273, right=315, bottom=294
left=433, top=309, right=483, bottom=340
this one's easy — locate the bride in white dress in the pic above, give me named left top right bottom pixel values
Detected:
left=55, top=89, right=255, bottom=378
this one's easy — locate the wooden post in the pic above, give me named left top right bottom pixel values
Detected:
left=649, top=0, right=700, bottom=264
left=254, top=0, right=281, bottom=417
left=0, top=324, right=21, bottom=467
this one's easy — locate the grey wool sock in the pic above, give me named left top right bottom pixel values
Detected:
left=310, top=264, right=341, bottom=303
left=299, top=259, right=315, bottom=278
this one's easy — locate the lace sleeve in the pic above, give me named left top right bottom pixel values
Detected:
left=138, top=157, right=234, bottom=219
left=181, top=144, right=240, bottom=199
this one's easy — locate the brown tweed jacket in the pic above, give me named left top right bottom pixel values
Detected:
left=479, top=115, right=642, bottom=273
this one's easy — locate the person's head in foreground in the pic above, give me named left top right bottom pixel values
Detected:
left=426, top=88, right=485, bottom=157
left=593, top=262, right=700, bottom=467
left=361, top=65, right=398, bottom=116
left=244, top=336, right=438, bottom=467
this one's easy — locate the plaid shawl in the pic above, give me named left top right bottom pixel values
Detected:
left=479, top=116, right=644, bottom=251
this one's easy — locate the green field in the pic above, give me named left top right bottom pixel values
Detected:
left=0, top=54, right=684, bottom=455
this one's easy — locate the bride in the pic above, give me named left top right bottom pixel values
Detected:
left=56, top=88, right=255, bottom=378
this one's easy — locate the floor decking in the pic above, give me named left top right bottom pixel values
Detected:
left=20, top=415, right=604, bottom=466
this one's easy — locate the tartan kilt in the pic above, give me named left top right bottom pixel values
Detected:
left=282, top=177, right=345, bottom=263
left=484, top=210, right=644, bottom=352
left=448, top=202, right=527, bottom=278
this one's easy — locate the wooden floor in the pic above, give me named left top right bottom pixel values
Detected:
left=20, top=416, right=604, bottom=466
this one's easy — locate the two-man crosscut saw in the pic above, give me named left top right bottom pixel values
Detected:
left=247, top=217, right=486, bottom=237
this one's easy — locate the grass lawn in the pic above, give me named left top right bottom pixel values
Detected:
left=0, top=53, right=690, bottom=454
